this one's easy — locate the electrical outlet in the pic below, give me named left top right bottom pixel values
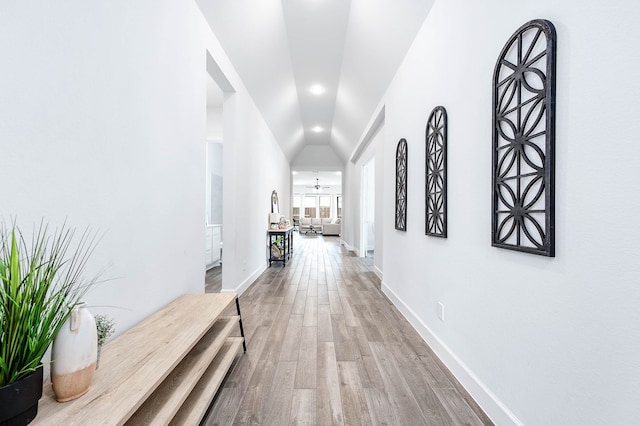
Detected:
left=437, top=302, right=445, bottom=322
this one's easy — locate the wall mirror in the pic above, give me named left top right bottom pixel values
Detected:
left=271, top=190, right=280, bottom=213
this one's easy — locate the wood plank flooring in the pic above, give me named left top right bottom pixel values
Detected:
left=204, top=234, right=492, bottom=425
left=205, top=265, right=222, bottom=294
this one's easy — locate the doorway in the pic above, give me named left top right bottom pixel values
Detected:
left=204, top=61, right=224, bottom=293
left=362, top=157, right=375, bottom=258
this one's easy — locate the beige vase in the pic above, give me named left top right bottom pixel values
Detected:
left=51, top=302, right=97, bottom=402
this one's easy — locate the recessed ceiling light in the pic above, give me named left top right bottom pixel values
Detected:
left=311, top=126, right=323, bottom=133
left=309, top=84, right=325, bottom=95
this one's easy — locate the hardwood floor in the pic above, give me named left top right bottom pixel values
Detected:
left=204, top=234, right=492, bottom=425
left=206, top=265, right=222, bottom=293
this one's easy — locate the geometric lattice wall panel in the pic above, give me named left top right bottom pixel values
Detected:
left=425, top=106, right=447, bottom=237
left=492, top=19, right=556, bottom=257
left=395, top=138, right=408, bottom=231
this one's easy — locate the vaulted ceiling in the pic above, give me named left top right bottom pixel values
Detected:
left=197, top=0, right=435, bottom=163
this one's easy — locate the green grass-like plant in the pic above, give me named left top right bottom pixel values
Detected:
left=273, top=236, right=284, bottom=251
left=0, top=221, right=100, bottom=387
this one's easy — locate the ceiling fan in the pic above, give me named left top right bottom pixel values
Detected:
left=306, top=178, right=331, bottom=190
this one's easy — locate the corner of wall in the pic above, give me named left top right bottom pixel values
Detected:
left=373, top=265, right=383, bottom=280
left=222, top=263, right=267, bottom=296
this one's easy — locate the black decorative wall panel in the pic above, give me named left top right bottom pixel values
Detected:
left=492, top=19, right=556, bottom=256
left=395, top=138, right=407, bottom=231
left=425, top=106, right=447, bottom=237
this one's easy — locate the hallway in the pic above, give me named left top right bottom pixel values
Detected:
left=204, top=236, right=491, bottom=425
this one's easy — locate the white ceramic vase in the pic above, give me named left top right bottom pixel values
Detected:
left=51, top=302, right=97, bottom=402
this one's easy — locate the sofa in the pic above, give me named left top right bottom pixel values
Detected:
left=299, top=217, right=341, bottom=235
left=321, top=218, right=341, bottom=236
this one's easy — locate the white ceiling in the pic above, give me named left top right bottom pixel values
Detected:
left=197, top=0, right=434, bottom=162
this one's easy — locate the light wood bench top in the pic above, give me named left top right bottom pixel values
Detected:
left=34, top=293, right=237, bottom=426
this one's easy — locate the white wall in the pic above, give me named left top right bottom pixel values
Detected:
left=206, top=107, right=223, bottom=139
left=186, top=3, right=293, bottom=296
left=371, top=0, right=640, bottom=424
left=219, top=87, right=290, bottom=294
left=0, top=1, right=290, bottom=336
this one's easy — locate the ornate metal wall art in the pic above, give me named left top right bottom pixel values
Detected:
left=492, top=19, right=556, bottom=256
left=425, top=106, right=447, bottom=237
left=395, top=138, right=408, bottom=231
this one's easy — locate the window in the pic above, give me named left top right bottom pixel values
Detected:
left=319, top=196, right=331, bottom=218
left=292, top=194, right=301, bottom=220
left=304, top=196, right=316, bottom=218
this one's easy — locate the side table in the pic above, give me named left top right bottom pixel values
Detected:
left=267, top=227, right=293, bottom=266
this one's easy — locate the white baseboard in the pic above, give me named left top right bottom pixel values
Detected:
left=381, top=281, right=523, bottom=426
left=373, top=265, right=383, bottom=280
left=221, top=263, right=267, bottom=296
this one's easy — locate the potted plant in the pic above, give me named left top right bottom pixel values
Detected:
left=271, top=236, right=284, bottom=259
left=0, top=221, right=100, bottom=425
left=94, top=314, right=115, bottom=368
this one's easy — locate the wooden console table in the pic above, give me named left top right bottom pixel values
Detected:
left=267, top=226, right=293, bottom=266
left=34, top=293, right=245, bottom=425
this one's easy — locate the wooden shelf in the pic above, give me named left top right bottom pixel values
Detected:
left=34, top=294, right=243, bottom=426
left=170, top=337, right=243, bottom=425
left=124, top=317, right=239, bottom=425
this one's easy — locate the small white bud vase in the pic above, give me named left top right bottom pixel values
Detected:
left=51, top=302, right=98, bottom=402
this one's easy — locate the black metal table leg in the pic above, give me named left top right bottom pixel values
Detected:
left=235, top=296, right=247, bottom=352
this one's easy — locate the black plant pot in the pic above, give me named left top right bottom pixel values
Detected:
left=0, top=367, right=43, bottom=426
